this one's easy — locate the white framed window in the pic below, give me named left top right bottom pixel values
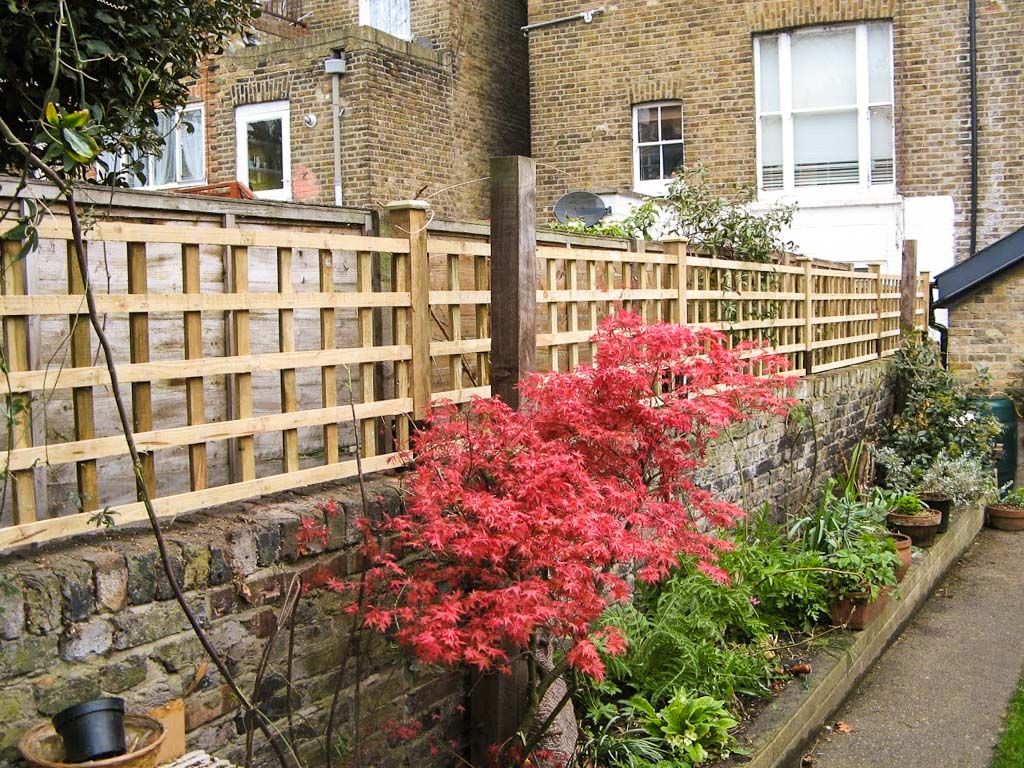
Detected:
left=235, top=101, right=291, bottom=200
left=754, top=21, right=894, bottom=197
left=101, top=105, right=206, bottom=189
left=359, top=0, right=411, bottom=40
left=632, top=101, right=684, bottom=195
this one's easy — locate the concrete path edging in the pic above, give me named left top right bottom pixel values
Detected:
left=724, top=503, right=984, bottom=768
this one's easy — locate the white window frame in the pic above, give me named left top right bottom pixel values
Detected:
left=235, top=101, right=291, bottom=201
left=754, top=21, right=895, bottom=202
left=359, top=0, right=411, bottom=40
left=632, top=100, right=685, bottom=196
left=101, top=104, right=206, bottom=189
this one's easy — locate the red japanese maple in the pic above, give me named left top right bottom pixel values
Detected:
left=357, top=312, right=791, bottom=680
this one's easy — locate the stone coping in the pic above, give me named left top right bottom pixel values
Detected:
left=716, top=502, right=985, bottom=768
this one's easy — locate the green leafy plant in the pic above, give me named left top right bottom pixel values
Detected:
left=822, top=535, right=900, bottom=601
left=887, top=493, right=928, bottom=517
left=874, top=448, right=997, bottom=506
left=661, top=165, right=797, bottom=263
left=997, top=488, right=1024, bottom=510
left=549, top=198, right=661, bottom=240
left=631, top=690, right=739, bottom=767
left=879, top=339, right=1001, bottom=482
left=788, top=478, right=888, bottom=554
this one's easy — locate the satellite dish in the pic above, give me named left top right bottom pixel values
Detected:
left=554, top=191, right=610, bottom=227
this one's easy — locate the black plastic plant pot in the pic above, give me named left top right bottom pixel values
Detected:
left=51, top=697, right=126, bottom=763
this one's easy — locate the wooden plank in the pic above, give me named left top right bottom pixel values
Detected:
left=67, top=241, right=98, bottom=512
left=447, top=253, right=463, bottom=390
left=489, top=156, right=537, bottom=410
left=803, top=260, right=815, bottom=376
left=4, top=398, right=414, bottom=471
left=430, top=386, right=491, bottom=404
left=427, top=239, right=491, bottom=257
left=546, top=257, right=560, bottom=372
left=427, top=290, right=491, bottom=305
left=0, top=291, right=411, bottom=315
left=35, top=220, right=410, bottom=253
left=919, top=271, right=931, bottom=332
left=182, top=243, right=207, bottom=491
left=0, top=453, right=404, bottom=551
left=231, top=245, right=255, bottom=481
left=278, top=247, right=299, bottom=473
left=537, top=288, right=677, bottom=303
left=357, top=249, right=377, bottom=458
left=388, top=203, right=431, bottom=420
left=566, top=257, right=580, bottom=369
left=1, top=240, right=36, bottom=523
left=319, top=249, right=340, bottom=464
left=4, top=345, right=412, bottom=393
left=536, top=245, right=674, bottom=265
left=474, top=253, right=490, bottom=386
left=127, top=241, right=155, bottom=498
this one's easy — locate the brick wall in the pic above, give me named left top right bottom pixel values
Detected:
left=0, top=482, right=464, bottom=768
left=0, top=359, right=893, bottom=766
left=527, top=0, right=1022, bottom=262
left=204, top=0, right=529, bottom=220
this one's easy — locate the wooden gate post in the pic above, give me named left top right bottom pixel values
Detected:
left=900, top=240, right=919, bottom=337
left=470, top=156, right=537, bottom=764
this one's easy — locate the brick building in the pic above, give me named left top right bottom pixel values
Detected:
left=128, top=0, right=530, bottom=220
left=526, top=1, right=1023, bottom=279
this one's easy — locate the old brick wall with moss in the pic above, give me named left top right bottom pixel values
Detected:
left=0, top=360, right=893, bottom=765
left=527, top=0, right=1023, bottom=260
left=203, top=0, right=530, bottom=220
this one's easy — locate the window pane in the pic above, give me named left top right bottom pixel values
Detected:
left=180, top=109, right=204, bottom=183
left=153, top=112, right=176, bottom=186
left=760, top=116, right=783, bottom=190
left=660, top=104, right=682, bottom=141
left=360, top=0, right=411, bottom=39
left=794, top=111, right=858, bottom=185
left=791, top=27, right=856, bottom=109
left=870, top=105, right=894, bottom=184
left=247, top=118, right=285, bottom=192
left=639, top=145, right=661, bottom=181
left=636, top=107, right=658, bottom=143
left=758, top=36, right=781, bottom=113
left=662, top=143, right=684, bottom=179
left=868, top=22, right=893, bottom=103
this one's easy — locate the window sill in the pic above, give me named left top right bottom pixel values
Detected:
left=755, top=185, right=900, bottom=210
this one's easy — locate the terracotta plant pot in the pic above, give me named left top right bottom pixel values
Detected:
left=920, top=493, right=952, bottom=534
left=887, top=508, right=942, bottom=548
left=889, top=532, right=913, bottom=582
left=985, top=503, right=1024, bottom=531
left=829, top=590, right=889, bottom=631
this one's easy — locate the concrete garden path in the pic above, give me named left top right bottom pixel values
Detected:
left=797, top=529, right=1024, bottom=768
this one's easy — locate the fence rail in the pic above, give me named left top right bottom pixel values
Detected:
left=0, top=192, right=928, bottom=550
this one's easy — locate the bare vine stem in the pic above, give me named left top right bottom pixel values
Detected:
left=0, top=115, right=293, bottom=768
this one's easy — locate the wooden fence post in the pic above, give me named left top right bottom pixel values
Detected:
left=488, top=155, right=536, bottom=410
left=386, top=201, right=431, bottom=423
left=127, top=241, right=156, bottom=498
left=67, top=241, right=98, bottom=512
left=803, top=259, right=815, bottom=375
left=470, top=156, right=536, bottom=765
left=1, top=240, right=36, bottom=523
left=664, top=238, right=689, bottom=326
left=900, top=239, right=918, bottom=337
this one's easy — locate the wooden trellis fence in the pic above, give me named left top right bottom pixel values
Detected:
left=0, top=178, right=928, bottom=550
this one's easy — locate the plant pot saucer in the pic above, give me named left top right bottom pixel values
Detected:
left=19, top=714, right=165, bottom=768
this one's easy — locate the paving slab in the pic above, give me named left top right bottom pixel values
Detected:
left=797, top=529, right=1024, bottom=768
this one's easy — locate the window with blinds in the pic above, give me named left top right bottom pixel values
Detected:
left=359, top=0, right=411, bottom=40
left=755, top=22, right=894, bottom=194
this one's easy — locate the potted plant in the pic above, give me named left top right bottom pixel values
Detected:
left=822, top=535, right=900, bottom=630
left=885, top=493, right=942, bottom=548
left=986, top=488, right=1024, bottom=531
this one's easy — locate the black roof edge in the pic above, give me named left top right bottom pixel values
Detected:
left=934, top=223, right=1024, bottom=308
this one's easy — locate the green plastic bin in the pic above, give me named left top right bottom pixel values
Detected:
left=989, top=396, right=1018, bottom=491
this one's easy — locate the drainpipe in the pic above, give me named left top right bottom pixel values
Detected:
left=968, top=0, right=978, bottom=257
left=325, top=54, right=346, bottom=206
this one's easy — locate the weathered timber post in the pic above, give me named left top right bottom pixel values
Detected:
left=920, top=271, right=931, bottom=333
left=900, top=239, right=919, bottom=337
left=470, top=156, right=537, bottom=764
left=663, top=237, right=689, bottom=326
left=488, top=155, right=537, bottom=410
left=802, top=258, right=815, bottom=375
left=869, top=263, right=884, bottom=359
